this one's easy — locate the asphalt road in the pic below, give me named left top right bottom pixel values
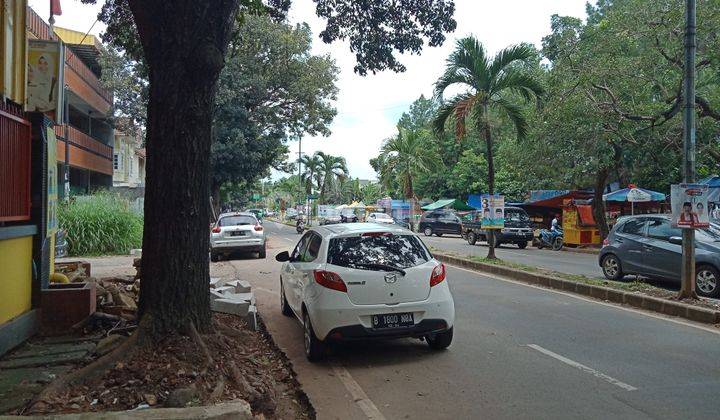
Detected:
left=421, top=233, right=603, bottom=278
left=212, top=221, right=720, bottom=420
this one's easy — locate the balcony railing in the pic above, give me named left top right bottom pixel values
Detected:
left=0, top=102, right=32, bottom=222
left=64, top=47, right=113, bottom=104
left=55, top=125, right=113, bottom=160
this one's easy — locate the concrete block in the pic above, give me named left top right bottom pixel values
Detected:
left=226, top=279, right=252, bottom=293
left=30, top=400, right=253, bottom=419
left=209, top=277, right=222, bottom=289
left=623, top=293, right=644, bottom=308
left=243, top=305, right=258, bottom=331
left=223, top=292, right=255, bottom=305
left=130, top=249, right=142, bottom=257
left=211, top=299, right=250, bottom=316
left=575, top=283, right=592, bottom=297
left=209, top=289, right=226, bottom=301
left=641, top=296, right=664, bottom=313
left=686, top=306, right=719, bottom=324
left=214, top=286, right=234, bottom=295
left=606, top=289, right=624, bottom=304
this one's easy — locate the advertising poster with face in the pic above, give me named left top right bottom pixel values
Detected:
left=27, top=40, right=62, bottom=118
left=671, top=184, right=710, bottom=229
left=480, top=194, right=505, bottom=229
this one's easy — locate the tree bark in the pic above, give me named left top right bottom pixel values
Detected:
left=128, top=0, right=240, bottom=334
left=483, top=104, right=496, bottom=259
left=211, top=181, right=221, bottom=218
left=592, top=167, right=611, bottom=239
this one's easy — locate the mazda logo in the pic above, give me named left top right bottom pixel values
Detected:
left=384, top=273, right=397, bottom=284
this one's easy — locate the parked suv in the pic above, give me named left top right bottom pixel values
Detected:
left=462, top=207, right=533, bottom=248
left=418, top=210, right=463, bottom=237
left=599, top=214, right=720, bottom=297
left=210, top=212, right=266, bottom=261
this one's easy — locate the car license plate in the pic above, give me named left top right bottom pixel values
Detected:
left=230, top=231, right=245, bottom=237
left=372, top=312, right=414, bottom=329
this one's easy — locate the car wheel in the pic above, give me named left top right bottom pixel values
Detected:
left=280, top=280, right=293, bottom=317
left=601, top=254, right=623, bottom=281
left=424, top=227, right=433, bottom=237
left=210, top=252, right=218, bottom=262
left=467, top=231, right=477, bottom=245
left=696, top=265, right=720, bottom=298
left=303, top=311, right=325, bottom=362
left=517, top=241, right=528, bottom=249
left=427, top=327, right=453, bottom=350
left=258, top=246, right=267, bottom=259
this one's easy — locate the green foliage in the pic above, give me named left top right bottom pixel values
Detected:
left=377, top=128, right=437, bottom=199
left=211, top=15, right=339, bottom=203
left=58, top=193, right=143, bottom=256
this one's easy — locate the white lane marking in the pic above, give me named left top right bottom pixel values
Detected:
left=254, top=287, right=279, bottom=296
left=332, top=364, right=387, bottom=420
left=448, top=264, right=720, bottom=336
left=527, top=344, right=637, bottom=391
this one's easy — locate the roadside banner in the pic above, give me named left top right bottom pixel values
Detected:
left=27, top=40, right=64, bottom=121
left=480, top=194, right=504, bottom=229
left=671, top=184, right=709, bottom=229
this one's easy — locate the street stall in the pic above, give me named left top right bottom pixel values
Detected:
left=602, top=185, right=666, bottom=216
left=422, top=198, right=476, bottom=212
left=699, top=175, right=720, bottom=220
left=516, top=190, right=594, bottom=230
left=562, top=199, right=602, bottom=246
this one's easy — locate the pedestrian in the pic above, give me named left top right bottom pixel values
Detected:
left=713, top=202, right=720, bottom=220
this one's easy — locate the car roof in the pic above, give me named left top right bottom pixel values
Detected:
left=218, top=212, right=256, bottom=219
left=616, top=214, right=670, bottom=223
left=312, top=222, right=409, bottom=238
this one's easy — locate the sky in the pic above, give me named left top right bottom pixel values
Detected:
left=29, top=0, right=589, bottom=181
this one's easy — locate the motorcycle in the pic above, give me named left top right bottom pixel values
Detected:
left=537, top=228, right=564, bottom=251
left=296, top=217, right=305, bottom=234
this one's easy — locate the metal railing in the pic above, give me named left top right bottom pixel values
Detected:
left=55, top=124, right=113, bottom=160
left=0, top=102, right=32, bottom=222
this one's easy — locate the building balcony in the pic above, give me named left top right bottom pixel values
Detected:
left=55, top=125, right=113, bottom=176
left=64, top=47, right=112, bottom=115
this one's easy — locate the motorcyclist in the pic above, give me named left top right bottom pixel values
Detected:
left=550, top=214, right=560, bottom=232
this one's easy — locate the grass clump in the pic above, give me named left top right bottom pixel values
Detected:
left=58, top=192, right=143, bottom=256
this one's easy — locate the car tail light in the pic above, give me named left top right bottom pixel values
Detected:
left=602, top=238, right=609, bottom=247
left=254, top=224, right=263, bottom=231
left=211, top=226, right=221, bottom=233
left=430, top=263, right=446, bottom=287
left=314, top=270, right=347, bottom=293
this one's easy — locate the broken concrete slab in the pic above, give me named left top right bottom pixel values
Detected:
left=214, top=285, right=235, bottom=295
left=224, top=280, right=251, bottom=293
left=222, top=292, right=255, bottom=305
left=210, top=299, right=250, bottom=317
left=0, top=365, right=70, bottom=413
left=243, top=305, right=258, bottom=331
left=209, top=277, right=222, bottom=288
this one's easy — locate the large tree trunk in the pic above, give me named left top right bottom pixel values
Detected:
left=483, top=105, right=496, bottom=260
left=211, top=181, right=221, bottom=219
left=129, top=0, right=240, bottom=335
left=592, top=167, right=611, bottom=239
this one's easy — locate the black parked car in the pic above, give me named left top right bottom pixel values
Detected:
left=418, top=210, right=463, bottom=237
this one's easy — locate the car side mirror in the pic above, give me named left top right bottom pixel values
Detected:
left=668, top=236, right=683, bottom=245
left=275, top=251, right=290, bottom=262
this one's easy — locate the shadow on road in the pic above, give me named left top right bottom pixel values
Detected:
left=324, top=338, right=446, bottom=368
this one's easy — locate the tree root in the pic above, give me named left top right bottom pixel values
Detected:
left=188, top=321, right=214, bottom=368
left=228, top=361, right=261, bottom=403
left=210, top=377, right=225, bottom=402
left=31, top=329, right=140, bottom=408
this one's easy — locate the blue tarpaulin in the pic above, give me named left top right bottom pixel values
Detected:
left=602, top=187, right=665, bottom=202
left=700, top=175, right=720, bottom=202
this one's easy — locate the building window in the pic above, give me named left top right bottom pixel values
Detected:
left=113, top=153, right=119, bottom=170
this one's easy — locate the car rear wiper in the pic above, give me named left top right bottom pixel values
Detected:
left=353, top=263, right=406, bottom=276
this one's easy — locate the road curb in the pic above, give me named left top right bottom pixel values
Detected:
left=434, top=252, right=720, bottom=325
left=561, top=247, right=600, bottom=255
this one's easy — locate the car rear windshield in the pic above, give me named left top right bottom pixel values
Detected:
left=327, top=234, right=430, bottom=269
left=219, top=215, right=256, bottom=226
left=375, top=213, right=391, bottom=219
left=505, top=209, right=529, bottom=222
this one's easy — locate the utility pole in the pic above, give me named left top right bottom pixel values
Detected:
left=679, top=0, right=698, bottom=299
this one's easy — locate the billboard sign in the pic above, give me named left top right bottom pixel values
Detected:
left=480, top=194, right=504, bottom=229
left=671, top=184, right=709, bottom=229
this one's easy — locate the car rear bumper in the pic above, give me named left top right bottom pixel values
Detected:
left=326, top=318, right=449, bottom=341
left=305, top=282, right=455, bottom=341
left=498, top=232, right=533, bottom=242
left=211, top=238, right=265, bottom=253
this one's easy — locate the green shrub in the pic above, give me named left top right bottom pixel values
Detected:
left=58, top=193, right=143, bottom=256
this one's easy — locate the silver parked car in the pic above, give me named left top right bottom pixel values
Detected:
left=210, top=212, right=266, bottom=261
left=599, top=214, right=720, bottom=297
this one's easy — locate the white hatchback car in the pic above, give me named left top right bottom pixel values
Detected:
left=276, top=223, right=455, bottom=361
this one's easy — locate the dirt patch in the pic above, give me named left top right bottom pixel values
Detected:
left=18, top=314, right=313, bottom=419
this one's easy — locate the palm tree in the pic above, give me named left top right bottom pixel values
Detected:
left=316, top=152, right=348, bottom=203
left=299, top=154, right=321, bottom=195
left=433, top=37, right=544, bottom=258
left=378, top=128, right=435, bottom=199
